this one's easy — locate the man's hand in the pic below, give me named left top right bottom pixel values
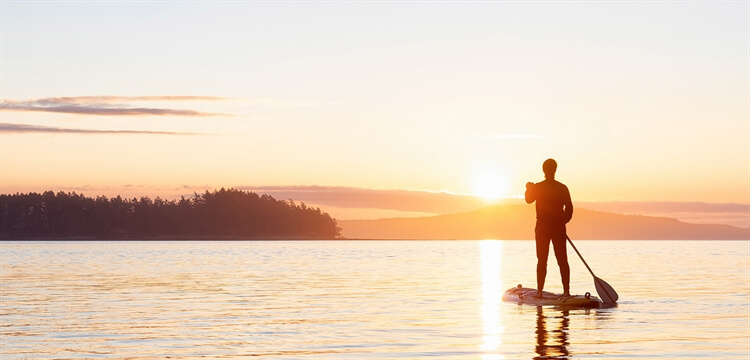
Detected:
left=524, top=182, right=536, bottom=204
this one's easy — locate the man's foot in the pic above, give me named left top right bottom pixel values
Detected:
left=562, top=291, right=571, bottom=297
left=535, top=290, right=544, bottom=299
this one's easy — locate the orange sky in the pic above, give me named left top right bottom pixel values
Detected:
left=1, top=2, right=748, bottom=222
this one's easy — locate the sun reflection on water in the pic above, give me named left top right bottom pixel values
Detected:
left=480, top=240, right=505, bottom=360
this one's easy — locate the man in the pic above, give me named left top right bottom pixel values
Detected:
left=525, top=158, right=573, bottom=298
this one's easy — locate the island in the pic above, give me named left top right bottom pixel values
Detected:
left=0, top=188, right=341, bottom=240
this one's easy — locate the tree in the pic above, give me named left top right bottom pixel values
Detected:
left=0, top=189, right=341, bottom=240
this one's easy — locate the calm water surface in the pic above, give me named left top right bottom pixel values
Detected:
left=1, top=240, right=748, bottom=359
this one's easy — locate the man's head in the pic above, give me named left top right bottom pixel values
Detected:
left=543, top=158, right=557, bottom=179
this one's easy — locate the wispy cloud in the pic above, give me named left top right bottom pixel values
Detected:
left=577, top=201, right=750, bottom=214
left=39, top=96, right=228, bottom=103
left=237, top=185, right=502, bottom=214
left=239, top=186, right=750, bottom=227
left=430, top=132, right=550, bottom=141
left=576, top=201, right=750, bottom=228
left=0, top=96, right=231, bottom=117
left=244, top=98, right=340, bottom=108
left=0, top=123, right=204, bottom=136
left=476, top=134, right=549, bottom=139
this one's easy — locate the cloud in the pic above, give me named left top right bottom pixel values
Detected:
left=576, top=201, right=750, bottom=228
left=0, top=96, right=231, bottom=117
left=239, top=186, right=750, bottom=227
left=237, top=186, right=505, bottom=214
left=576, top=201, right=750, bottom=214
left=243, top=98, right=340, bottom=108
left=0, top=123, right=204, bottom=136
left=477, top=134, right=549, bottom=139
left=39, top=96, right=228, bottom=103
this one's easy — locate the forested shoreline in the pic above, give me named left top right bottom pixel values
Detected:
left=0, top=189, right=341, bottom=240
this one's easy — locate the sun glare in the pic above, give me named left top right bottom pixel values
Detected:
left=480, top=240, right=504, bottom=359
left=473, top=169, right=509, bottom=201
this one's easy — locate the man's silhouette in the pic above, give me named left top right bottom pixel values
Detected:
left=525, top=159, right=573, bottom=298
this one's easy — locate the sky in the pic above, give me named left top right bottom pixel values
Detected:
left=1, top=1, right=748, bottom=223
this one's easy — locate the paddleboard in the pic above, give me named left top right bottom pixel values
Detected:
left=502, top=285, right=602, bottom=308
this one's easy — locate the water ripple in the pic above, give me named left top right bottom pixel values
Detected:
left=1, top=240, right=748, bottom=359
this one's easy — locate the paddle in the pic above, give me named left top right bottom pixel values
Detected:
left=566, top=235, right=619, bottom=304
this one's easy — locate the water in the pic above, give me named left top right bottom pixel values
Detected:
left=1, top=240, right=748, bottom=359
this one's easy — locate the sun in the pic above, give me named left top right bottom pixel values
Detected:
left=472, top=169, right=509, bottom=201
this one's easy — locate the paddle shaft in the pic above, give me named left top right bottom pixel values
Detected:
left=566, top=234, right=619, bottom=303
left=566, top=235, right=596, bottom=278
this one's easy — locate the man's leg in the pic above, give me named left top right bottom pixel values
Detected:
left=535, top=224, right=551, bottom=297
left=551, top=229, right=570, bottom=296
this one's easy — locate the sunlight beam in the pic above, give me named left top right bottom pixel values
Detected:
left=480, top=240, right=505, bottom=360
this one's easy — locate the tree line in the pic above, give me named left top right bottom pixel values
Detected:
left=0, top=188, right=341, bottom=240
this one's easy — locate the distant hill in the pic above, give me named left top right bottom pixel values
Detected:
left=339, top=204, right=749, bottom=240
left=0, top=189, right=341, bottom=240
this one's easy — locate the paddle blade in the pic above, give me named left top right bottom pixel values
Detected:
left=594, top=276, right=619, bottom=303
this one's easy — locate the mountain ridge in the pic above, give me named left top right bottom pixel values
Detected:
left=339, top=204, right=749, bottom=240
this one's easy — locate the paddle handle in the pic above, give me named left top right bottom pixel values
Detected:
left=566, top=235, right=596, bottom=278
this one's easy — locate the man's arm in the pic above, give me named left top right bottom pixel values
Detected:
left=525, top=182, right=536, bottom=204
left=563, top=186, right=573, bottom=223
